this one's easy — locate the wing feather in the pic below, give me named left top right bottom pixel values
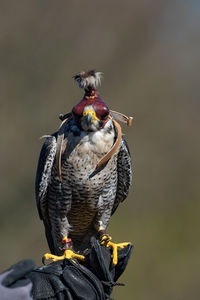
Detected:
left=112, top=137, right=132, bottom=215
left=35, top=135, right=57, bottom=220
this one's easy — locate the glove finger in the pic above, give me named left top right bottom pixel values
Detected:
left=2, top=259, right=35, bottom=287
left=113, top=244, right=134, bottom=281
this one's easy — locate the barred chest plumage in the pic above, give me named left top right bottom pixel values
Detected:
left=47, top=120, right=118, bottom=250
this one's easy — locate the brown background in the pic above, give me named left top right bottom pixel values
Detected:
left=0, top=1, right=200, bottom=299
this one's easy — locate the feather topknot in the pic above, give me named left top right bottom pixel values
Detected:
left=73, top=70, right=102, bottom=90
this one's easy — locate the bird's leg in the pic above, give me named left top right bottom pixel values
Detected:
left=98, top=228, right=131, bottom=265
left=43, top=237, right=85, bottom=264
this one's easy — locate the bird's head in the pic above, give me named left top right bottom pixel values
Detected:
left=72, top=70, right=110, bottom=132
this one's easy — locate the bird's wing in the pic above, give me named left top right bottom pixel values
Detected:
left=112, top=137, right=132, bottom=215
left=35, top=134, right=57, bottom=221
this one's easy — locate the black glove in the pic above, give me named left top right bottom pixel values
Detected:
left=0, top=239, right=133, bottom=300
left=0, top=259, right=35, bottom=300
left=28, top=238, right=133, bottom=299
left=83, top=237, right=133, bottom=297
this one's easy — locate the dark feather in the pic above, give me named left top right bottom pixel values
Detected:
left=112, top=138, right=132, bottom=215
left=35, top=134, right=57, bottom=220
left=35, top=134, right=58, bottom=253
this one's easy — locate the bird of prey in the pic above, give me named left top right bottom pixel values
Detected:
left=35, top=70, right=132, bottom=264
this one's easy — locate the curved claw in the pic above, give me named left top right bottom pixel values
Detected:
left=42, top=250, right=85, bottom=264
left=100, top=235, right=131, bottom=265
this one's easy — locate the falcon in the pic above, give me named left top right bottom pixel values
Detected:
left=35, top=70, right=132, bottom=264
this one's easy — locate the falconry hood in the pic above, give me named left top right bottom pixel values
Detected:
left=72, top=70, right=109, bottom=123
left=59, top=70, right=133, bottom=127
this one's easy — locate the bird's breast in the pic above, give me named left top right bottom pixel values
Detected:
left=61, top=129, right=117, bottom=195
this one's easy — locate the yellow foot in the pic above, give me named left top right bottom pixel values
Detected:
left=43, top=249, right=85, bottom=264
left=101, top=235, right=131, bottom=265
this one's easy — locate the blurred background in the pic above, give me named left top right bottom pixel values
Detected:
left=0, top=0, right=200, bottom=299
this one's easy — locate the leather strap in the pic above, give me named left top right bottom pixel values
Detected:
left=95, top=118, right=122, bottom=170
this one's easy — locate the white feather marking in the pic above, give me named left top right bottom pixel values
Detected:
left=79, top=120, right=115, bottom=154
left=97, top=220, right=106, bottom=231
left=40, top=135, right=52, bottom=139
left=74, top=71, right=103, bottom=90
left=39, top=137, right=57, bottom=201
left=97, top=196, right=104, bottom=209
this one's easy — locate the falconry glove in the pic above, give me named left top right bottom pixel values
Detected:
left=27, top=238, right=133, bottom=299
left=0, top=239, right=132, bottom=299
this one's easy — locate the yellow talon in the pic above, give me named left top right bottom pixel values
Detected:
left=43, top=249, right=85, bottom=263
left=101, top=235, right=131, bottom=265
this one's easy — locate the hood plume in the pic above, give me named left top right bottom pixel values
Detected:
left=73, top=70, right=103, bottom=90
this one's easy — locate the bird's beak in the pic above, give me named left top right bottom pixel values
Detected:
left=84, top=113, right=92, bottom=125
left=82, top=110, right=100, bottom=125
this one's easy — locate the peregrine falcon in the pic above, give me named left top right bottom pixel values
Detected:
left=35, top=70, right=132, bottom=264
